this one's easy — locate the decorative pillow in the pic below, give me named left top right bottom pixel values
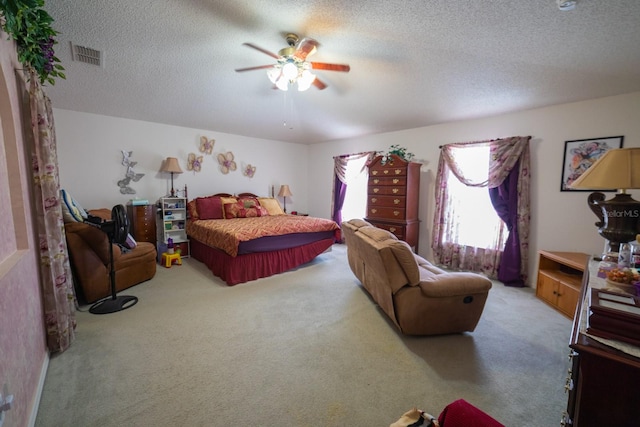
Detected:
left=238, top=206, right=269, bottom=218
left=61, top=189, right=87, bottom=223
left=220, top=197, right=238, bottom=218
left=196, top=196, right=224, bottom=220
left=224, top=202, right=269, bottom=219
left=187, top=200, right=199, bottom=220
left=257, top=197, right=285, bottom=216
left=238, top=197, right=260, bottom=209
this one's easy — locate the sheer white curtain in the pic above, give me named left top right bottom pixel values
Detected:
left=433, top=143, right=506, bottom=277
left=432, top=136, right=531, bottom=284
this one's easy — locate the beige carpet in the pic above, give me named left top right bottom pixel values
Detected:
left=35, top=244, right=571, bottom=426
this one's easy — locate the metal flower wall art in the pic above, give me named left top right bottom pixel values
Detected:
left=187, top=153, right=203, bottom=172
left=199, top=136, right=215, bottom=154
left=117, top=150, right=144, bottom=194
left=218, top=152, right=237, bottom=174
left=243, top=164, right=256, bottom=178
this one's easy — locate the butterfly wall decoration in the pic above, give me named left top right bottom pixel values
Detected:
left=118, top=150, right=144, bottom=194
left=199, top=136, right=215, bottom=155
left=188, top=153, right=203, bottom=172
left=218, top=152, right=237, bottom=174
left=243, top=164, right=256, bottom=178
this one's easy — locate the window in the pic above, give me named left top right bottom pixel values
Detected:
left=340, top=155, right=368, bottom=221
left=445, top=146, right=505, bottom=248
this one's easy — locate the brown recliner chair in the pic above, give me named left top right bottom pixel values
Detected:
left=64, top=209, right=157, bottom=303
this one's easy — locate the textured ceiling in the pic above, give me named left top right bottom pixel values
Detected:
left=43, top=0, right=640, bottom=144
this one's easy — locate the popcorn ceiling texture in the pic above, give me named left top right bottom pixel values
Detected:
left=45, top=0, right=640, bottom=144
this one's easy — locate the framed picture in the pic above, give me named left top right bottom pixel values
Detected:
left=560, top=135, right=624, bottom=191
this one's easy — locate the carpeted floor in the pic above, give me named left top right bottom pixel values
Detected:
left=35, top=244, right=571, bottom=426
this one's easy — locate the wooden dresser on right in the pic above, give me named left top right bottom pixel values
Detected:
left=365, top=154, right=421, bottom=251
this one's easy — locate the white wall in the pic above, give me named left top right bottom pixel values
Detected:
left=54, top=109, right=309, bottom=211
left=55, top=92, right=640, bottom=286
left=308, top=91, right=640, bottom=285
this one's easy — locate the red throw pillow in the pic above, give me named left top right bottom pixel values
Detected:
left=196, top=196, right=223, bottom=220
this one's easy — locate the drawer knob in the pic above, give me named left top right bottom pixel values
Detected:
left=373, top=179, right=379, bottom=184
left=564, top=378, right=574, bottom=392
left=393, top=211, right=400, bottom=216
left=393, top=179, right=399, bottom=184
left=371, top=209, right=377, bottom=214
left=392, top=188, right=399, bottom=194
left=394, top=199, right=400, bottom=205
left=394, top=169, right=401, bottom=175
left=383, top=170, right=389, bottom=174
left=372, top=170, right=378, bottom=175
left=389, top=227, right=396, bottom=233
left=373, top=188, right=379, bottom=193
left=371, top=198, right=378, bottom=203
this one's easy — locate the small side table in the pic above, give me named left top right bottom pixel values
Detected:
left=161, top=252, right=182, bottom=268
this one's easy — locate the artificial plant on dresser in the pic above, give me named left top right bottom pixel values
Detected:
left=366, top=154, right=421, bottom=251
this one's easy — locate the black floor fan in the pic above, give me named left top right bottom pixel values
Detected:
left=88, top=204, right=139, bottom=314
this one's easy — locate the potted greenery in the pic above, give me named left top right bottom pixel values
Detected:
left=0, top=0, right=65, bottom=85
left=382, top=144, right=415, bottom=164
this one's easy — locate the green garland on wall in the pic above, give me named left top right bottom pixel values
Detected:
left=0, top=0, right=65, bottom=85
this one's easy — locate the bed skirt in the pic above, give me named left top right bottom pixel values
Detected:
left=190, top=237, right=335, bottom=285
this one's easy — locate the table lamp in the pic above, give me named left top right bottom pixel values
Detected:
left=160, top=157, right=183, bottom=197
left=570, top=147, right=640, bottom=252
left=278, top=184, right=293, bottom=213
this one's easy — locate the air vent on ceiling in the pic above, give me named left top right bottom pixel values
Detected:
left=70, top=42, right=104, bottom=67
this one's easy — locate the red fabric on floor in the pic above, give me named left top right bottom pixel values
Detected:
left=438, top=399, right=504, bottom=427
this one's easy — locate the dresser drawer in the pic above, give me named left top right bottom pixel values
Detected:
left=368, top=195, right=406, bottom=208
left=369, top=187, right=406, bottom=197
left=369, top=166, right=407, bottom=177
left=369, top=176, right=407, bottom=187
left=367, top=206, right=405, bottom=219
left=369, top=221, right=406, bottom=239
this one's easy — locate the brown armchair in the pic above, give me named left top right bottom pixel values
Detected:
left=64, top=209, right=157, bottom=303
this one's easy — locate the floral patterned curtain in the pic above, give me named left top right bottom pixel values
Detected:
left=29, top=69, right=76, bottom=353
left=432, top=136, right=531, bottom=285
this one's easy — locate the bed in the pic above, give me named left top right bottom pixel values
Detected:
left=186, top=193, right=341, bottom=285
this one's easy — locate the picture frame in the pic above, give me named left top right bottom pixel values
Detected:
left=560, top=135, right=624, bottom=191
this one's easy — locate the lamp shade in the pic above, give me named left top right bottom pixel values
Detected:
left=278, top=185, right=293, bottom=197
left=160, top=157, right=183, bottom=174
left=570, top=148, right=640, bottom=190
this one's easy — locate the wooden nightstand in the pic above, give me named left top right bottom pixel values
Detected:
left=127, top=204, right=156, bottom=245
left=535, top=250, right=589, bottom=318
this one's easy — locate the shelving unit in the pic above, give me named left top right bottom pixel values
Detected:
left=535, top=250, right=590, bottom=318
left=159, top=197, right=189, bottom=257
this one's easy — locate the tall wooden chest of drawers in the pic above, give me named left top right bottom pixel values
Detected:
left=365, top=154, right=421, bottom=251
left=127, top=204, right=157, bottom=245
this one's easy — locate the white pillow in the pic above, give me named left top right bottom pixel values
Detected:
left=61, top=189, right=87, bottom=222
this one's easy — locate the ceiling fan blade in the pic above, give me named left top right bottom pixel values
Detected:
left=242, top=42, right=280, bottom=60
left=313, top=77, right=328, bottom=90
left=310, top=62, right=350, bottom=72
left=294, top=37, right=319, bottom=61
left=235, top=64, right=275, bottom=72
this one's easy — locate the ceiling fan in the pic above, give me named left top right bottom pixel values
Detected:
left=235, top=33, right=350, bottom=91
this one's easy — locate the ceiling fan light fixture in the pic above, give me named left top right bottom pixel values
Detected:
left=297, top=70, right=316, bottom=91
left=275, top=76, right=289, bottom=91
left=282, top=60, right=299, bottom=80
left=267, top=67, right=281, bottom=84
